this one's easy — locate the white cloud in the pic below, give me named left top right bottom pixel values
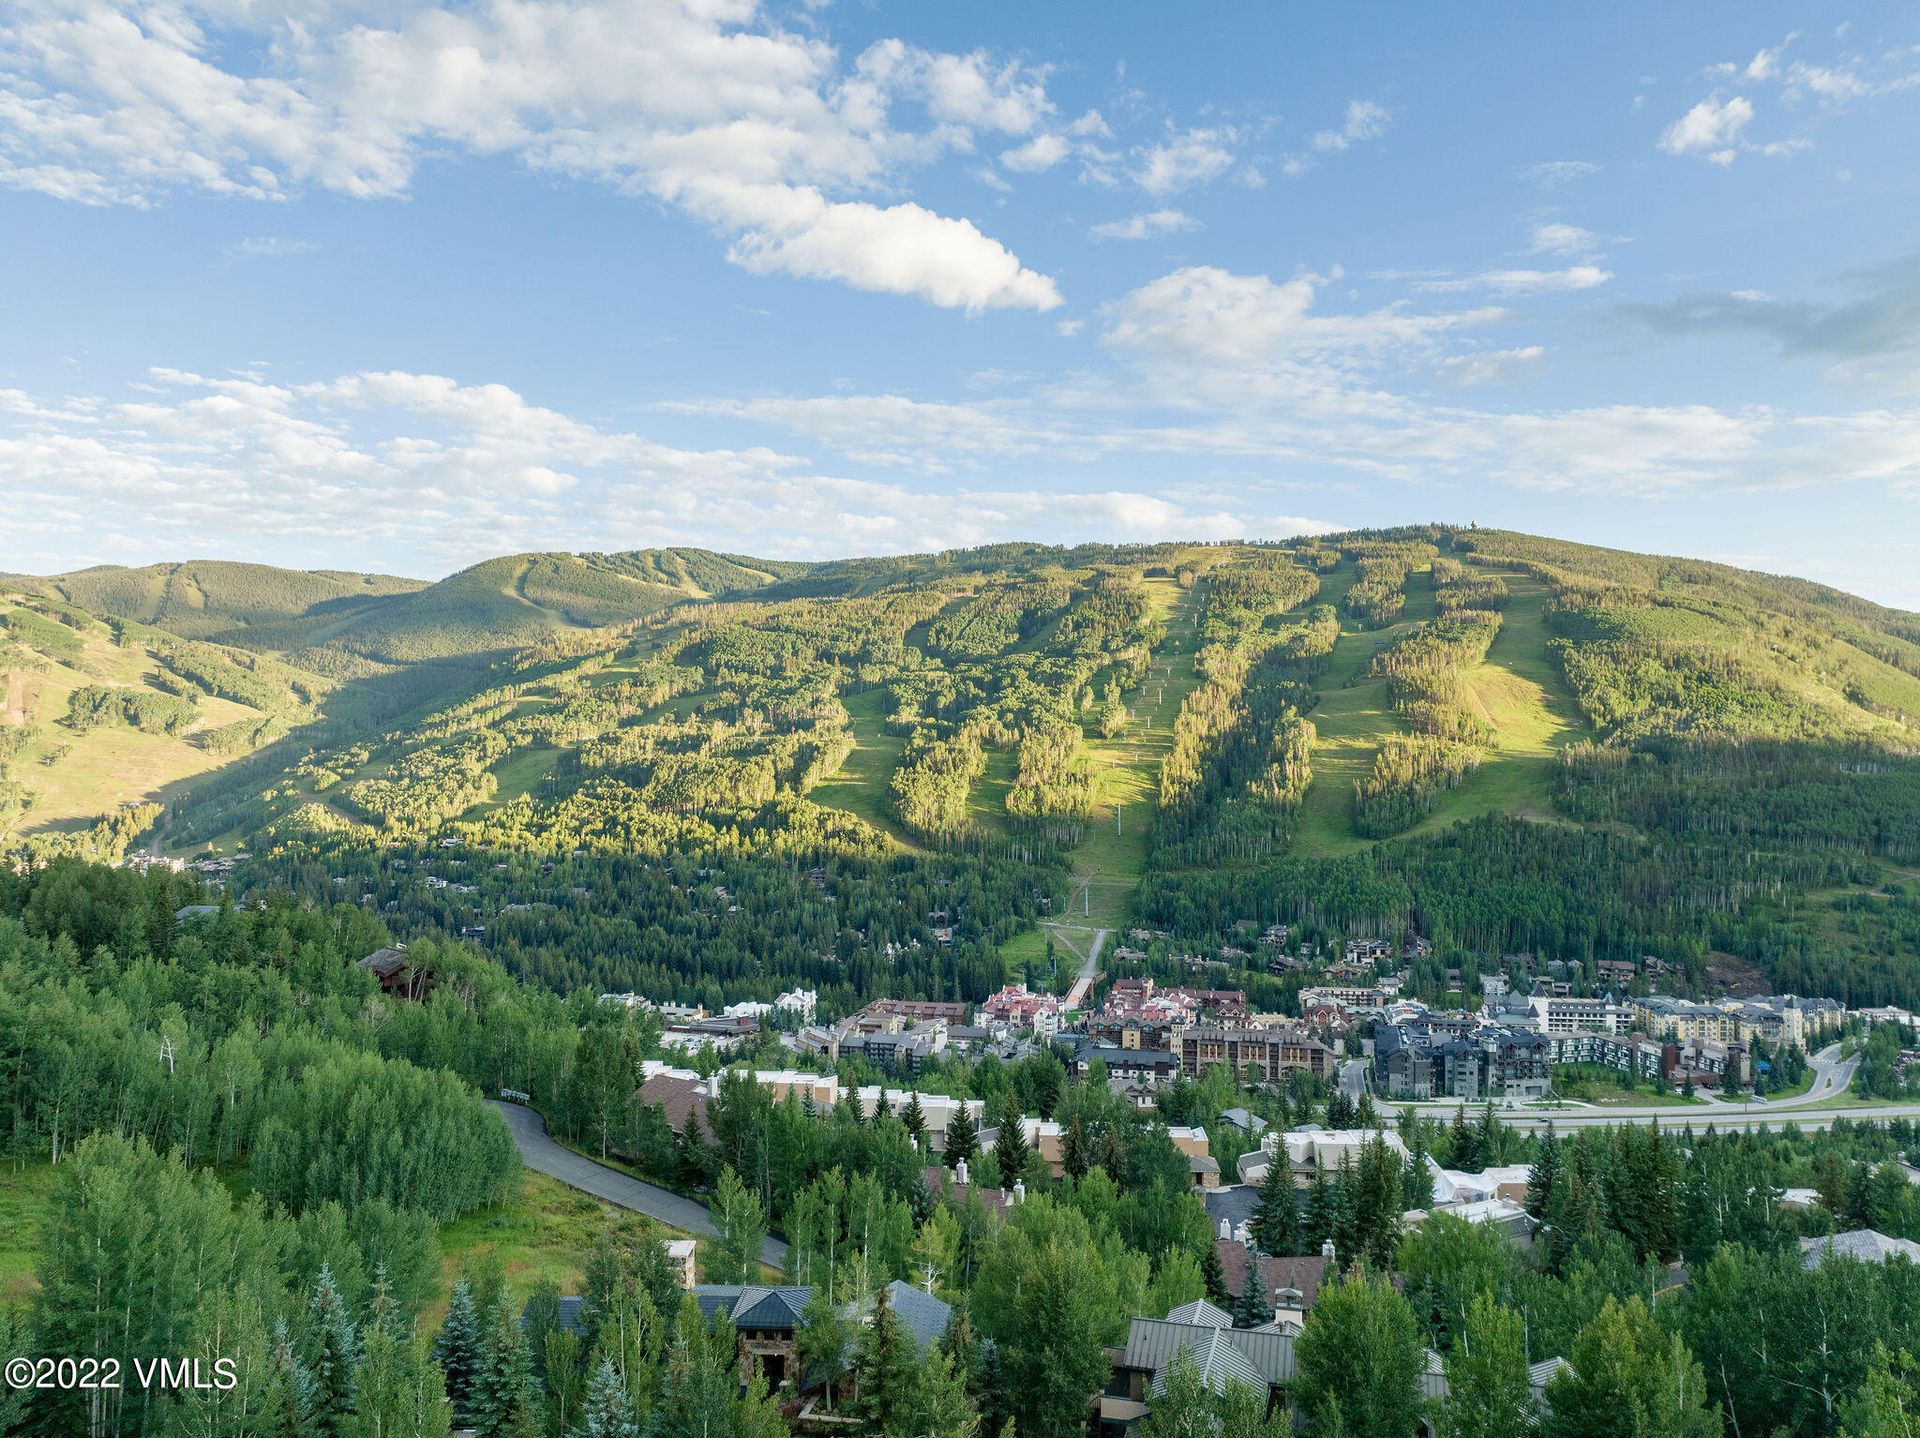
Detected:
left=1282, top=98, right=1391, bottom=177
left=224, top=236, right=319, bottom=259
left=3, top=365, right=1355, bottom=567
left=1417, top=265, right=1612, bottom=296
left=1089, top=209, right=1198, bottom=242
left=1528, top=223, right=1598, bottom=258
left=1099, top=266, right=1502, bottom=384
left=0, top=0, right=1063, bottom=312
left=1132, top=126, right=1236, bottom=195
left=1521, top=160, right=1600, bottom=188
left=1312, top=99, right=1391, bottom=153
left=1659, top=94, right=1755, bottom=162
left=1435, top=345, right=1546, bottom=386
left=999, top=132, right=1068, bottom=172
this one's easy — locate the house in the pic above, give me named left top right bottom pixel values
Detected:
left=357, top=944, right=421, bottom=999
left=1800, top=1230, right=1920, bottom=1268
left=693, top=1285, right=811, bottom=1388
left=1212, top=1241, right=1329, bottom=1317
left=635, top=1071, right=710, bottom=1140
left=923, top=1160, right=1025, bottom=1219
left=1168, top=1126, right=1219, bottom=1190
left=1103, top=1311, right=1297, bottom=1432
left=691, top=1275, right=951, bottom=1390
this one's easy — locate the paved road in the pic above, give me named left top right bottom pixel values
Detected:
left=488, top=1100, right=790, bottom=1269
left=1353, top=1043, right=1889, bottom=1133
left=1063, top=928, right=1108, bottom=1009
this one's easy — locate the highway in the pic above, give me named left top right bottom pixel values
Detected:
left=1340, top=1042, right=1897, bottom=1132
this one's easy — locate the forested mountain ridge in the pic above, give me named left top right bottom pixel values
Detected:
left=6, top=526, right=1920, bottom=1010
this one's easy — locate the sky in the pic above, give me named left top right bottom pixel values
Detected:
left=2, top=2, right=1919, bottom=606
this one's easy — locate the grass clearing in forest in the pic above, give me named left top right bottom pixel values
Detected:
left=431, top=1170, right=697, bottom=1325
left=813, top=687, right=917, bottom=848
left=0, top=1163, right=57, bottom=1303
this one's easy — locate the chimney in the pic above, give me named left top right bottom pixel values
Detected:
left=956, top=1158, right=969, bottom=1187
left=1321, top=1238, right=1336, bottom=1262
left=1013, top=1180, right=1027, bottom=1205
left=1219, top=1218, right=1232, bottom=1241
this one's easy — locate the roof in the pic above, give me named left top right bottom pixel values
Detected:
left=357, top=945, right=409, bottom=977
left=1122, top=1318, right=1295, bottom=1394
left=1163, top=1298, right=1233, bottom=1328
left=876, top=1280, right=953, bottom=1350
left=1800, top=1230, right=1920, bottom=1268
left=1215, top=1243, right=1329, bottom=1309
left=174, top=904, right=221, bottom=920
left=1529, top=1357, right=1572, bottom=1394
left=638, top=1072, right=710, bottom=1138
left=693, top=1284, right=811, bottom=1331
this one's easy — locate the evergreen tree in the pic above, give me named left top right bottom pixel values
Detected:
left=1231, top=1267, right=1273, bottom=1330
left=576, top=1357, right=640, bottom=1438
left=944, top=1104, right=979, bottom=1172
left=1062, top=1115, right=1089, bottom=1181
left=1200, top=1240, right=1231, bottom=1305
left=853, top=1286, right=920, bottom=1437
left=468, top=1291, right=534, bottom=1438
left=1249, top=1158, right=1297, bottom=1257
left=1527, top=1125, right=1563, bottom=1221
left=433, top=1275, right=482, bottom=1418
left=991, top=1095, right=1029, bottom=1186
left=310, top=1264, right=362, bottom=1436
left=266, top=1318, right=316, bottom=1438
left=902, top=1092, right=927, bottom=1148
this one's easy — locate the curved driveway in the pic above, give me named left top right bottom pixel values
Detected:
left=488, top=1100, right=790, bottom=1269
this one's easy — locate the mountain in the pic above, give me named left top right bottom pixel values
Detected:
left=6, top=527, right=1920, bottom=1007
left=293, top=549, right=811, bottom=662
left=29, top=560, right=427, bottom=640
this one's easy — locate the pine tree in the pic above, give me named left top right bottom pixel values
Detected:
left=1527, top=1124, right=1563, bottom=1220
left=310, top=1264, right=362, bottom=1436
left=1250, top=1156, right=1297, bottom=1256
left=265, top=1318, right=316, bottom=1438
left=433, top=1274, right=482, bottom=1418
left=1061, top=1115, right=1089, bottom=1181
left=576, top=1357, right=640, bottom=1438
left=991, top=1095, right=1029, bottom=1186
left=1201, top=1240, right=1231, bottom=1305
left=903, top=1092, right=927, bottom=1147
left=469, top=1291, right=533, bottom=1438
left=944, top=1104, right=978, bottom=1172
left=853, top=1285, right=919, bottom=1437
left=1231, top=1267, right=1273, bottom=1329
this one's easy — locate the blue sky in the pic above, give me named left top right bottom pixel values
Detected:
left=3, top=2, right=1918, bottom=606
